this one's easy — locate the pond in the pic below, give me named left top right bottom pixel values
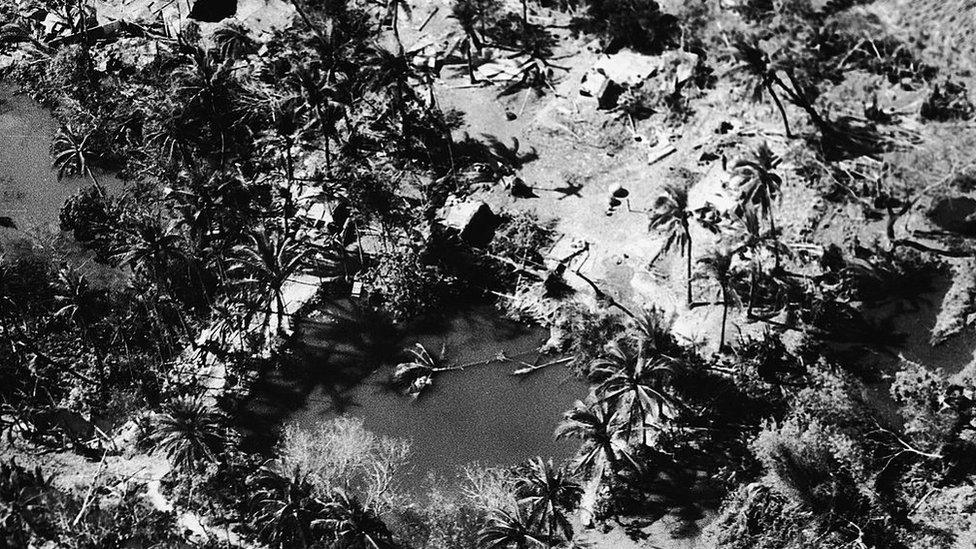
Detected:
left=1, top=83, right=587, bottom=495
left=241, top=301, right=587, bottom=495
left=0, top=85, right=121, bottom=232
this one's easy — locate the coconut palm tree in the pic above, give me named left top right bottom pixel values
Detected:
left=732, top=40, right=793, bottom=138
left=696, top=247, right=742, bottom=350
left=732, top=206, right=791, bottom=317
left=115, top=217, right=186, bottom=285
left=172, top=46, right=239, bottom=165
left=555, top=398, right=631, bottom=473
left=323, top=490, right=397, bottom=549
left=51, top=124, right=101, bottom=191
left=250, top=466, right=329, bottom=549
left=230, top=227, right=311, bottom=335
left=151, top=396, right=226, bottom=471
left=451, top=0, right=501, bottom=82
left=515, top=458, right=582, bottom=546
left=648, top=182, right=694, bottom=305
left=213, top=21, right=256, bottom=60
left=734, top=143, right=784, bottom=269
left=590, top=341, right=679, bottom=446
left=284, top=63, right=345, bottom=175
left=144, top=104, right=194, bottom=163
left=477, top=506, right=546, bottom=549
left=52, top=265, right=105, bottom=334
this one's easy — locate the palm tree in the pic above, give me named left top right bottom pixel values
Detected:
left=555, top=399, right=631, bottom=473
left=732, top=40, right=793, bottom=138
left=115, top=217, right=187, bottom=288
left=515, top=458, right=582, bottom=546
left=52, top=265, right=105, bottom=335
left=51, top=124, right=101, bottom=191
left=649, top=183, right=694, bottom=304
left=173, top=46, right=238, bottom=165
left=250, top=466, right=329, bottom=549
left=451, top=0, right=500, bottom=82
left=213, top=21, right=256, bottom=60
left=144, top=103, right=200, bottom=171
left=734, top=143, right=784, bottom=268
left=732, top=206, right=790, bottom=317
left=230, top=227, right=311, bottom=336
left=323, top=490, right=397, bottom=549
left=477, top=506, right=547, bottom=549
left=284, top=64, right=344, bottom=175
left=151, top=397, right=226, bottom=471
left=589, top=341, right=679, bottom=446
left=696, top=247, right=741, bottom=350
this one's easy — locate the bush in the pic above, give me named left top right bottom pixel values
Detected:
left=364, top=245, right=460, bottom=322
left=921, top=80, right=975, bottom=122
left=276, top=416, right=411, bottom=511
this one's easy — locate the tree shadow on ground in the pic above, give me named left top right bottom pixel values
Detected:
left=233, top=299, right=400, bottom=452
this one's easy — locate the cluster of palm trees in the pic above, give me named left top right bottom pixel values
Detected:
left=248, top=466, right=397, bottom=549
left=477, top=458, right=582, bottom=549
left=648, top=143, right=789, bottom=349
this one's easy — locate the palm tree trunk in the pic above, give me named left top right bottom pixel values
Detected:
left=747, top=265, right=756, bottom=318
left=719, top=286, right=728, bottom=350
left=765, top=81, right=792, bottom=138
left=685, top=229, right=693, bottom=305
left=769, top=214, right=780, bottom=271
left=773, top=70, right=831, bottom=134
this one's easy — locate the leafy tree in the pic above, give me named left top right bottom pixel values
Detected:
left=580, top=0, right=679, bottom=54
left=60, top=185, right=116, bottom=258
left=151, top=396, right=227, bottom=471
left=514, top=458, right=581, bottom=545
left=648, top=182, right=694, bottom=304
left=52, top=265, right=105, bottom=333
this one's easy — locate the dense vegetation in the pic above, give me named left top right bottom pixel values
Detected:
left=2, top=0, right=976, bottom=546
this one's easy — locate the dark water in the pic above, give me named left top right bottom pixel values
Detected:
left=0, top=85, right=120, bottom=231
left=242, top=301, right=587, bottom=494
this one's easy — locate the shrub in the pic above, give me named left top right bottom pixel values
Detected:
left=364, top=246, right=459, bottom=322
left=276, top=416, right=411, bottom=511
left=920, top=80, right=975, bottom=122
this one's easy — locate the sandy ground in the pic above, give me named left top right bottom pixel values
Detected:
left=404, top=1, right=796, bottom=354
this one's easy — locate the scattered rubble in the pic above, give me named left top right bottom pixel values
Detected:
left=579, top=49, right=699, bottom=109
